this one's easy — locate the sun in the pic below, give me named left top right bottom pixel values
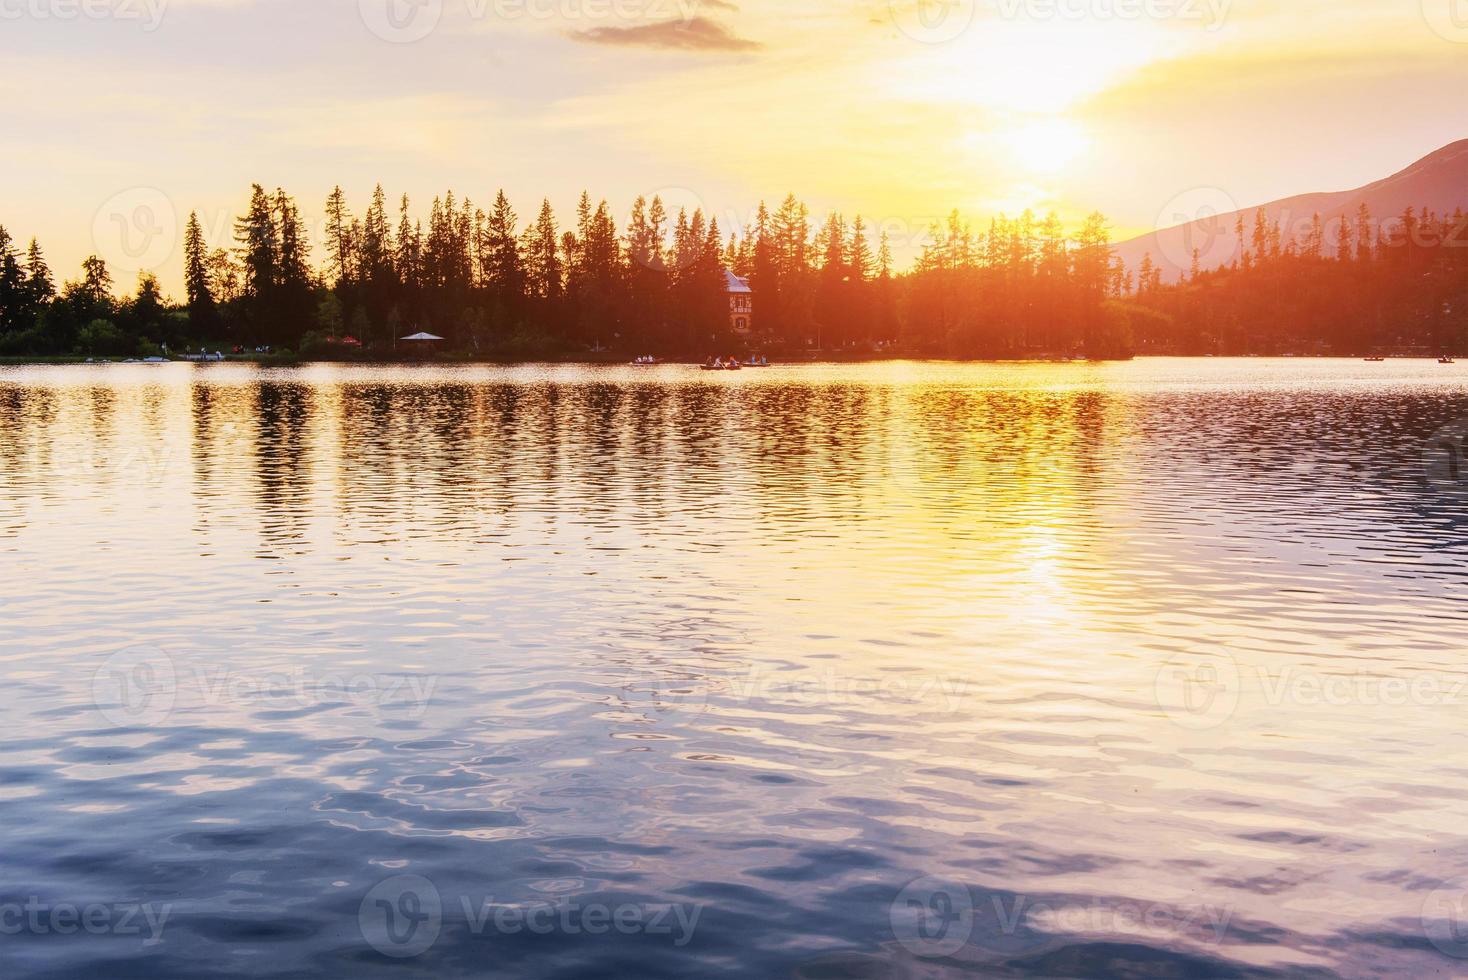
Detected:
left=1004, top=119, right=1089, bottom=175
left=896, top=17, right=1172, bottom=116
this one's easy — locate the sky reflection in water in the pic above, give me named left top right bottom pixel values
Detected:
left=1, top=359, right=1466, bottom=978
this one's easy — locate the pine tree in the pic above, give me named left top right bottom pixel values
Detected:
left=395, top=194, right=422, bottom=328
left=1138, top=253, right=1155, bottom=295
left=207, top=249, right=241, bottom=304
left=815, top=211, right=847, bottom=347
left=24, top=238, right=53, bottom=302
left=1356, top=203, right=1374, bottom=261
left=1073, top=212, right=1111, bottom=297
left=360, top=184, right=393, bottom=288
left=184, top=211, right=216, bottom=328
left=849, top=216, right=873, bottom=284
left=1251, top=209, right=1269, bottom=266
left=274, top=188, right=314, bottom=337
left=324, top=186, right=355, bottom=287
left=1304, top=213, right=1324, bottom=260
left=483, top=190, right=523, bottom=313
left=874, top=230, right=898, bottom=344
left=525, top=199, right=562, bottom=302
left=772, top=194, right=810, bottom=279
left=671, top=208, right=692, bottom=274
left=0, top=225, right=26, bottom=333
left=79, top=255, right=113, bottom=304
left=734, top=233, right=753, bottom=278
left=233, top=184, right=277, bottom=320
left=750, top=201, right=776, bottom=297
left=130, top=272, right=166, bottom=336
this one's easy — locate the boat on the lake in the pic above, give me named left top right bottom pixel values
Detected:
left=1364, top=356, right=1385, bottom=362
left=1440, top=356, right=1456, bottom=364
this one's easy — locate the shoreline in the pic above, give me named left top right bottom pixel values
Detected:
left=0, top=353, right=1451, bottom=368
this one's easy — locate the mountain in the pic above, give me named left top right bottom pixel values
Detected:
left=1113, top=139, right=1468, bottom=282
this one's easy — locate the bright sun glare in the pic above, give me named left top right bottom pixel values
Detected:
left=1004, top=119, right=1089, bottom=174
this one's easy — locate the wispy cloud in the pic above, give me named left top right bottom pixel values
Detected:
left=571, top=15, right=760, bottom=52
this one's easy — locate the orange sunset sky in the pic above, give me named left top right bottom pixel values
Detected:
left=4, top=0, right=1468, bottom=293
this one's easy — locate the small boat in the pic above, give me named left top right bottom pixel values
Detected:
left=1364, top=356, right=1385, bottom=362
left=1441, top=357, right=1456, bottom=364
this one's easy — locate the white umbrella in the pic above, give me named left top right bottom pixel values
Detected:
left=400, top=332, right=444, bottom=342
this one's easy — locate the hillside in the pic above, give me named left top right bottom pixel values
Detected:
left=1115, top=139, right=1468, bottom=282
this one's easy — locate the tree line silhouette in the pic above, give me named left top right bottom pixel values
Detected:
left=1126, top=205, right=1468, bottom=354
left=1, top=185, right=1465, bottom=359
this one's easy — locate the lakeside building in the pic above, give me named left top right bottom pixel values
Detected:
left=725, top=270, right=753, bottom=335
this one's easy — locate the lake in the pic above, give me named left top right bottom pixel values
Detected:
left=1, top=358, right=1466, bottom=978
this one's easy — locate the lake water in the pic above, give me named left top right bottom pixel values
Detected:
left=2, top=359, right=1467, bottom=979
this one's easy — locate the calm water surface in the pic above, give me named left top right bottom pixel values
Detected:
left=2, top=359, right=1467, bottom=979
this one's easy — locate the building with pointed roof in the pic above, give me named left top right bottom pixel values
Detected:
left=725, top=269, right=753, bottom=335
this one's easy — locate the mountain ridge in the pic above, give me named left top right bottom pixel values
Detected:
left=1114, top=139, right=1468, bottom=282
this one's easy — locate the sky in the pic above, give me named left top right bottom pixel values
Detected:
left=3, top=0, right=1468, bottom=295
